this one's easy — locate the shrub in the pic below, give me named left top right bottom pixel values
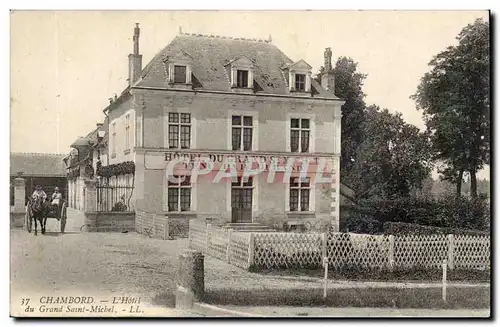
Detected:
left=343, top=194, right=490, bottom=234
left=383, top=221, right=490, bottom=236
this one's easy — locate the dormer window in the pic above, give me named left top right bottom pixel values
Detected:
left=164, top=50, right=193, bottom=87
left=284, top=60, right=313, bottom=94
left=295, top=74, right=306, bottom=91
left=226, top=56, right=254, bottom=92
left=237, top=70, right=249, bottom=88
left=174, top=65, right=187, bottom=84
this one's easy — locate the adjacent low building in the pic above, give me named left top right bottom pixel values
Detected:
left=10, top=152, right=68, bottom=205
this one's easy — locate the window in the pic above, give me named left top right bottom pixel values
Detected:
left=125, top=114, right=130, bottom=151
left=174, top=65, right=187, bottom=84
left=168, top=175, right=191, bottom=211
left=232, top=115, right=253, bottom=151
left=289, top=177, right=310, bottom=212
left=290, top=118, right=310, bottom=152
left=168, top=113, right=191, bottom=149
left=237, top=70, right=248, bottom=88
left=295, top=74, right=306, bottom=91
left=111, top=122, right=116, bottom=157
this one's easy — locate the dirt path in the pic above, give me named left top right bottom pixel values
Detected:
left=10, top=229, right=489, bottom=317
left=10, top=230, right=190, bottom=316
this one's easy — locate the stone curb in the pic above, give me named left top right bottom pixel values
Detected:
left=190, top=302, right=266, bottom=317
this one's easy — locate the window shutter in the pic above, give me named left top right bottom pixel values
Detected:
left=289, top=71, right=295, bottom=91
left=231, top=67, right=237, bottom=87
left=305, top=72, right=312, bottom=92
left=186, top=65, right=192, bottom=84
left=168, top=63, right=175, bottom=83
left=248, top=69, right=254, bottom=88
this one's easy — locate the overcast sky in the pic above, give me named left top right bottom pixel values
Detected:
left=10, top=10, right=489, bottom=179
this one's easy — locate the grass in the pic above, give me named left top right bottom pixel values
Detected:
left=202, top=286, right=490, bottom=309
left=251, top=266, right=490, bottom=283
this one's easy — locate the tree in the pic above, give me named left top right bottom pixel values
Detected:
left=316, top=57, right=367, bottom=183
left=348, top=105, right=433, bottom=199
left=411, top=18, right=490, bottom=198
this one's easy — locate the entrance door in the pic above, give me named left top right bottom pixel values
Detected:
left=231, top=177, right=253, bottom=223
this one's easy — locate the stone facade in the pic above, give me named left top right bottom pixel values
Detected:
left=104, top=26, right=344, bottom=231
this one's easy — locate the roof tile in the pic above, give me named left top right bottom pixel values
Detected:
left=136, top=34, right=339, bottom=99
left=10, top=153, right=67, bottom=177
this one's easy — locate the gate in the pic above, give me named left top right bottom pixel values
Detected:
left=96, top=183, right=134, bottom=212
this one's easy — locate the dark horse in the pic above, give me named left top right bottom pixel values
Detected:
left=27, top=196, right=49, bottom=235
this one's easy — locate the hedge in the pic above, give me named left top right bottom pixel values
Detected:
left=383, top=221, right=490, bottom=236
left=343, top=194, right=490, bottom=234
left=96, top=161, right=135, bottom=178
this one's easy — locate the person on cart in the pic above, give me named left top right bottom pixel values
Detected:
left=51, top=187, right=63, bottom=221
left=32, top=185, right=47, bottom=202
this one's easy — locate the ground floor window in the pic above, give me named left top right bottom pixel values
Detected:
left=289, top=177, right=310, bottom=212
left=168, top=175, right=191, bottom=211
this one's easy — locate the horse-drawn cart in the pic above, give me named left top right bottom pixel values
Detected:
left=25, top=199, right=68, bottom=234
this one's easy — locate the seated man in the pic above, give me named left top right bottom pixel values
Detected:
left=51, top=187, right=63, bottom=220
left=32, top=185, right=47, bottom=202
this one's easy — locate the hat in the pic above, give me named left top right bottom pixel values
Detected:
left=54, top=187, right=60, bottom=191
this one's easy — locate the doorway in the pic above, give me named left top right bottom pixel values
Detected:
left=231, top=177, right=253, bottom=223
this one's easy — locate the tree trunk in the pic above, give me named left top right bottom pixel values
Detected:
left=456, top=169, right=463, bottom=198
left=470, top=169, right=478, bottom=198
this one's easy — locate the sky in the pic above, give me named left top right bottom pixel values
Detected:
left=9, top=10, right=490, bottom=179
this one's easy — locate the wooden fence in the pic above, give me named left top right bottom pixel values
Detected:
left=188, top=219, right=490, bottom=271
left=136, top=210, right=190, bottom=239
left=189, top=219, right=251, bottom=269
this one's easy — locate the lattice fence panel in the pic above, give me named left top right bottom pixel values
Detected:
left=253, top=233, right=323, bottom=269
left=207, top=226, right=229, bottom=261
left=153, top=215, right=167, bottom=239
left=188, top=219, right=207, bottom=252
left=454, top=235, right=490, bottom=270
left=135, top=211, right=143, bottom=233
left=394, top=234, right=448, bottom=269
left=168, top=218, right=189, bottom=238
left=327, top=233, right=390, bottom=269
left=229, top=232, right=251, bottom=269
left=141, top=213, right=154, bottom=234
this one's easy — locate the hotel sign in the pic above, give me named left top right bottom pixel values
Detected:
left=163, top=151, right=334, bottom=173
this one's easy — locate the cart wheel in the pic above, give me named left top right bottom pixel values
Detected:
left=60, top=203, right=67, bottom=233
left=25, top=207, right=32, bottom=233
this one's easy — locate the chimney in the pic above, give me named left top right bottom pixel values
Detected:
left=321, top=47, right=335, bottom=94
left=128, top=23, right=143, bottom=86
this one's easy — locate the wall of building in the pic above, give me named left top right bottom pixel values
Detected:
left=83, top=212, right=135, bottom=232
left=134, top=149, right=339, bottom=227
left=117, top=88, right=342, bottom=228
left=108, top=96, right=135, bottom=165
left=67, top=177, right=85, bottom=211
left=135, top=90, right=341, bottom=154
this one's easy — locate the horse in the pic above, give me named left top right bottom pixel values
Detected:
left=27, top=196, right=49, bottom=235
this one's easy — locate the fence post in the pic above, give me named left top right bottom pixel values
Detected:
left=447, top=234, right=455, bottom=270
left=323, top=256, right=329, bottom=299
left=164, top=216, right=169, bottom=241
left=442, top=259, right=447, bottom=303
left=388, top=235, right=395, bottom=272
left=248, top=233, right=255, bottom=269
left=152, top=213, right=156, bottom=238
left=206, top=223, right=211, bottom=254
left=321, top=233, right=327, bottom=263
left=226, top=229, right=232, bottom=263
